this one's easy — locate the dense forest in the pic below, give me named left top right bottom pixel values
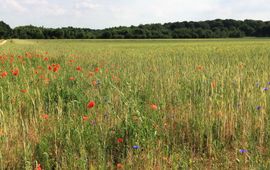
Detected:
left=1, top=19, right=270, bottom=39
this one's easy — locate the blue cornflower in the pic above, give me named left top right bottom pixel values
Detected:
left=256, top=106, right=261, bottom=110
left=239, top=149, right=248, bottom=153
left=268, top=82, right=270, bottom=85
left=263, top=87, right=269, bottom=91
left=132, top=145, right=140, bottom=149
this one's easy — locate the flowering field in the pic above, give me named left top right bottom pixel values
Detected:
left=0, top=39, right=270, bottom=169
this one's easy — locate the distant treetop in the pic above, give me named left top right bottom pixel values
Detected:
left=1, top=19, right=270, bottom=39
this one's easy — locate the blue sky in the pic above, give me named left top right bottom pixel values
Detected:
left=0, top=0, right=270, bottom=29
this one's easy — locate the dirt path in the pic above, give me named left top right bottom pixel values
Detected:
left=0, top=40, right=7, bottom=46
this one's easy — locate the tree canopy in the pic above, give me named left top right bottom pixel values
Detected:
left=1, top=19, right=270, bottom=39
left=0, top=21, right=12, bottom=39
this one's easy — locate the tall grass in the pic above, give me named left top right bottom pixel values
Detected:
left=0, top=39, right=270, bottom=169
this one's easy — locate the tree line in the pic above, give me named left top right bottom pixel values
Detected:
left=1, top=19, right=270, bottom=39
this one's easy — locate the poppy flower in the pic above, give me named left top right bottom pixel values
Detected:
left=51, top=64, right=60, bottom=72
left=116, top=163, right=123, bottom=169
left=9, top=58, right=14, bottom=64
left=48, top=65, right=52, bottom=70
left=76, top=66, right=82, bottom=71
left=95, top=67, right=99, bottom=72
left=35, top=163, right=42, bottom=170
left=117, top=138, right=123, bottom=143
left=41, top=114, right=49, bottom=120
left=211, top=81, right=217, bottom=88
left=87, top=101, right=95, bottom=109
left=12, top=68, right=19, bottom=76
left=44, top=57, right=49, bottom=61
left=196, top=65, right=204, bottom=71
left=53, top=66, right=59, bottom=72
left=1, top=71, right=7, bottom=78
left=83, top=116, right=89, bottom=121
left=20, top=89, right=27, bottom=93
left=92, top=80, right=97, bottom=86
left=69, top=77, right=75, bottom=81
left=150, top=104, right=158, bottom=110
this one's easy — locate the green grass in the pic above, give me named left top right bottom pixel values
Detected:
left=0, top=39, right=270, bottom=169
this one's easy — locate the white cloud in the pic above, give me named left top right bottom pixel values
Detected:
left=2, top=0, right=27, bottom=12
left=72, top=0, right=100, bottom=17
left=74, top=0, right=99, bottom=10
left=0, top=0, right=270, bottom=28
left=1, top=0, right=66, bottom=16
left=21, top=0, right=48, bottom=5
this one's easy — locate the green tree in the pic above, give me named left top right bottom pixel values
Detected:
left=0, top=21, right=12, bottom=38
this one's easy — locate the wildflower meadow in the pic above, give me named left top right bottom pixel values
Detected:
left=0, top=39, right=270, bottom=169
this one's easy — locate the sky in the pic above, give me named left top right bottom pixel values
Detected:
left=0, top=0, right=270, bottom=29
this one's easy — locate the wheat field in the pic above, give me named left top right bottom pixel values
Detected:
left=0, top=39, right=270, bottom=169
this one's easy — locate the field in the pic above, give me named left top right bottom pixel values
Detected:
left=0, top=39, right=270, bottom=169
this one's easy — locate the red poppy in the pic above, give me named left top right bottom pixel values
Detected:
left=41, top=114, right=49, bottom=120
left=92, top=80, right=97, bottom=86
left=20, top=89, right=27, bottom=93
left=116, top=163, right=123, bottom=169
left=83, top=116, right=89, bottom=121
left=44, top=57, right=49, bottom=61
left=39, top=75, right=45, bottom=79
left=95, top=67, right=99, bottom=72
left=53, top=67, right=59, bottom=72
left=87, top=101, right=95, bottom=109
left=117, top=138, right=123, bottom=143
left=211, top=80, right=217, bottom=88
left=76, top=66, right=82, bottom=71
left=69, top=77, right=75, bottom=81
left=196, top=65, right=204, bottom=71
left=53, top=64, right=60, bottom=72
left=48, top=65, right=52, bottom=70
left=1, top=71, right=7, bottom=78
left=11, top=68, right=19, bottom=76
left=36, top=163, right=42, bottom=170
left=9, top=57, right=14, bottom=64
left=150, top=104, right=158, bottom=110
